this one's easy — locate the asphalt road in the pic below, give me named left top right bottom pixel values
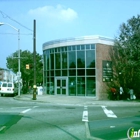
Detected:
left=0, top=96, right=140, bottom=140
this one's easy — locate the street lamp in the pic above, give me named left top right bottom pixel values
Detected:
left=0, top=22, right=21, bottom=96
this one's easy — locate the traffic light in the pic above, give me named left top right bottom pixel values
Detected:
left=26, top=64, right=30, bottom=69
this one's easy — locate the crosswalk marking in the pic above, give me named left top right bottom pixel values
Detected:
left=101, top=106, right=117, bottom=118
left=82, top=106, right=88, bottom=122
left=82, top=105, right=117, bottom=122
left=82, top=110, right=88, bottom=122
left=21, top=108, right=31, bottom=114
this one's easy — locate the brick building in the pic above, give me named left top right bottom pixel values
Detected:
left=42, top=35, right=114, bottom=100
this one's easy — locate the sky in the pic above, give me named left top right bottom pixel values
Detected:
left=0, top=0, right=140, bottom=69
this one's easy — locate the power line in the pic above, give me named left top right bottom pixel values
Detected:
left=0, top=32, right=33, bottom=35
left=0, top=10, right=33, bottom=32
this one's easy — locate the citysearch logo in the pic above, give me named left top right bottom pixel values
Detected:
left=127, top=127, right=140, bottom=139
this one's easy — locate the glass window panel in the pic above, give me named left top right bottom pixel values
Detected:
left=61, top=47, right=64, bottom=52
left=47, top=50, right=50, bottom=54
left=58, top=47, right=60, bottom=52
left=68, top=46, right=71, bottom=51
left=50, top=49, right=54, bottom=53
left=57, top=89, right=60, bottom=94
left=55, top=70, right=61, bottom=76
left=77, top=69, right=85, bottom=76
left=64, top=47, right=67, bottom=51
left=3, top=83, right=7, bottom=87
left=86, top=69, right=95, bottom=76
left=62, top=80, right=66, bottom=86
left=77, top=45, right=80, bottom=50
left=51, top=49, right=54, bottom=53
left=55, top=48, right=57, bottom=52
left=50, top=54, right=54, bottom=69
left=44, top=54, right=47, bottom=71
left=62, top=89, right=66, bottom=95
left=77, top=77, right=85, bottom=95
left=72, top=46, right=76, bottom=50
left=69, top=51, right=76, bottom=68
left=81, top=45, right=85, bottom=50
left=86, top=44, right=90, bottom=50
left=50, top=77, right=54, bottom=85
left=69, top=77, right=76, bottom=95
left=86, top=50, right=95, bottom=68
left=50, top=70, right=54, bottom=76
left=47, top=56, right=50, bottom=70
left=47, top=79, right=54, bottom=94
left=91, top=44, right=95, bottom=49
left=69, top=69, right=76, bottom=76
left=44, top=71, right=47, bottom=83
left=57, top=79, right=61, bottom=86
left=46, top=51, right=50, bottom=70
left=86, top=77, right=96, bottom=96
left=77, top=51, right=85, bottom=68
left=47, top=71, right=49, bottom=76
left=46, top=78, right=50, bottom=94
left=47, top=77, right=49, bottom=83
left=55, top=53, right=61, bottom=69
left=62, top=70, right=67, bottom=76
left=62, top=52, right=67, bottom=69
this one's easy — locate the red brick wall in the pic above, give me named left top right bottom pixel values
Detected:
left=96, top=44, right=112, bottom=100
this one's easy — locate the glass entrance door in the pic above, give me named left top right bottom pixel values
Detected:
left=55, top=77, right=68, bottom=95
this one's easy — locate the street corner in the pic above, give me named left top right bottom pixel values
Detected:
left=13, top=94, right=32, bottom=101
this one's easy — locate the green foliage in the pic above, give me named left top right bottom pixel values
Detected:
left=6, top=50, right=43, bottom=92
left=110, top=15, right=140, bottom=99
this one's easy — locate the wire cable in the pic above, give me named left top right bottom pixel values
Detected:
left=0, top=10, right=33, bottom=32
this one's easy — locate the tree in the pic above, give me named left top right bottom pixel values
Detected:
left=110, top=15, right=140, bottom=99
left=6, top=50, right=43, bottom=93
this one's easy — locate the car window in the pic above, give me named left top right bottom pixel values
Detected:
left=2, top=83, right=7, bottom=87
left=8, top=83, right=12, bottom=87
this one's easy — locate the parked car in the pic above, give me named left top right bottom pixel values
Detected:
left=0, top=82, right=16, bottom=96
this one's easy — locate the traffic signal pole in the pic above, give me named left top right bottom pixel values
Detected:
left=33, top=19, right=37, bottom=100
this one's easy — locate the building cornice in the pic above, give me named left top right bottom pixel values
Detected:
left=43, top=35, right=114, bottom=50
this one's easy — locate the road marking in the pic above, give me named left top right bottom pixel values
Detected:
left=33, top=106, right=39, bottom=108
left=21, top=109, right=31, bottom=114
left=101, top=106, right=117, bottom=118
left=84, top=106, right=88, bottom=110
left=110, top=126, right=115, bottom=128
left=82, top=106, right=88, bottom=122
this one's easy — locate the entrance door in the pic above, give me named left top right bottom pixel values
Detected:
left=55, top=77, right=68, bottom=95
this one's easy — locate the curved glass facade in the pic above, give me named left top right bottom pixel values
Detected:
left=43, top=44, right=96, bottom=96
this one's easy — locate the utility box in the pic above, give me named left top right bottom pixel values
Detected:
left=37, top=86, right=43, bottom=95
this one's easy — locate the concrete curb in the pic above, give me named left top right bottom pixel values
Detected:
left=13, top=94, right=140, bottom=107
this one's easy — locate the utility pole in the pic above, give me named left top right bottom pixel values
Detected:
left=33, top=19, right=37, bottom=100
left=0, top=22, right=21, bottom=96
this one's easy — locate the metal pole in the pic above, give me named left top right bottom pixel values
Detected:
left=18, top=29, right=21, bottom=96
left=33, top=19, right=36, bottom=100
left=0, top=22, right=21, bottom=96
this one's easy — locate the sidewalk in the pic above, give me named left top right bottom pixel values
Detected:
left=14, top=94, right=140, bottom=107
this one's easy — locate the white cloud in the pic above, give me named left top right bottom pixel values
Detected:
left=28, top=4, right=78, bottom=22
